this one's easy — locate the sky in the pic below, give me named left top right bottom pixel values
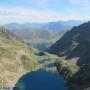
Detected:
left=0, top=0, right=90, bottom=24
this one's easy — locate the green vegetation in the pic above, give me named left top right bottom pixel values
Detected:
left=0, top=28, right=40, bottom=87
left=55, top=60, right=79, bottom=81
left=0, top=76, right=8, bottom=87
left=56, top=60, right=90, bottom=90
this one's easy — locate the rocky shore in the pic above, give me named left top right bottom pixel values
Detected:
left=55, top=60, right=90, bottom=90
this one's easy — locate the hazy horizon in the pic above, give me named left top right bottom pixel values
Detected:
left=0, top=19, right=86, bottom=25
left=0, top=0, right=90, bottom=24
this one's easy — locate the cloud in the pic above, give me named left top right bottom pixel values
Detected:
left=0, top=7, right=61, bottom=24
left=0, top=5, right=90, bottom=24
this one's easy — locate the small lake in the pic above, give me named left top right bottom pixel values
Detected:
left=46, top=63, right=54, bottom=68
left=38, top=59, right=50, bottom=64
left=14, top=70, right=70, bottom=90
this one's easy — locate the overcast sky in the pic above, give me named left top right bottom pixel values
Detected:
left=0, top=0, right=90, bottom=24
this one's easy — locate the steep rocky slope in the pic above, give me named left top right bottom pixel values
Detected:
left=55, top=60, right=90, bottom=90
left=48, top=21, right=90, bottom=90
left=49, top=21, right=90, bottom=65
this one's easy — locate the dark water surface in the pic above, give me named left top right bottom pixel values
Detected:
left=15, top=70, right=70, bottom=90
left=38, top=59, right=50, bottom=64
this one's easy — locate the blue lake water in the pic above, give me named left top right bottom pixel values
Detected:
left=15, top=70, right=70, bottom=90
left=46, top=63, right=54, bottom=68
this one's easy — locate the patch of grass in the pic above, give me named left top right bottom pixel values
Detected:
left=31, top=54, right=45, bottom=61
left=0, top=76, right=8, bottom=87
left=21, top=55, right=36, bottom=70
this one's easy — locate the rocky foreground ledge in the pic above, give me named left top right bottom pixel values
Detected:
left=55, top=60, right=90, bottom=90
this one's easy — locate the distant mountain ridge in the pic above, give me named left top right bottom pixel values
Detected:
left=1, top=20, right=83, bottom=31
left=0, top=20, right=83, bottom=50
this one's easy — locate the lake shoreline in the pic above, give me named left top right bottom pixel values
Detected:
left=15, top=69, right=70, bottom=90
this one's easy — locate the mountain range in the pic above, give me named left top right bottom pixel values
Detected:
left=1, top=20, right=89, bottom=90
left=1, top=20, right=83, bottom=31
left=0, top=20, right=83, bottom=51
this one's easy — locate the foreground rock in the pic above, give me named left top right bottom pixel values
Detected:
left=55, top=60, right=90, bottom=90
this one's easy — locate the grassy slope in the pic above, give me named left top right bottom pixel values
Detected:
left=0, top=28, right=40, bottom=87
left=32, top=51, right=60, bottom=72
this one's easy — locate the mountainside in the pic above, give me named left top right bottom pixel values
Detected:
left=49, top=21, right=90, bottom=65
left=0, top=27, right=40, bottom=87
left=48, top=21, right=90, bottom=90
left=0, top=20, right=83, bottom=51
left=15, top=29, right=67, bottom=50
